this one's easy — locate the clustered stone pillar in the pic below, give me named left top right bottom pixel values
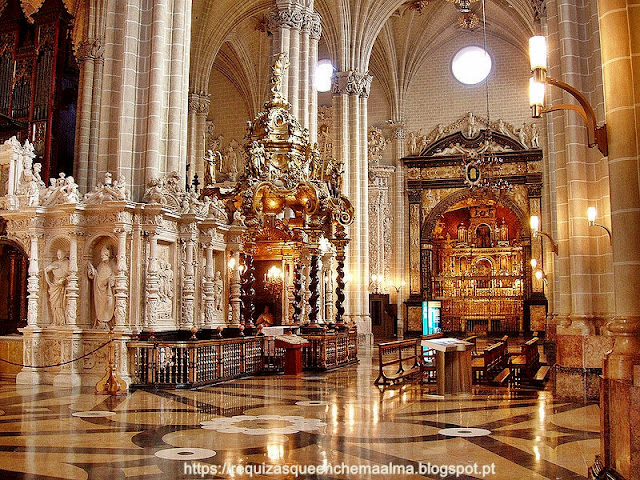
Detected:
left=332, top=71, right=372, bottom=342
left=74, top=37, right=104, bottom=193
left=268, top=0, right=321, bottom=139
left=203, top=243, right=216, bottom=328
left=597, top=0, right=640, bottom=383
left=187, top=93, right=210, bottom=190
left=389, top=122, right=407, bottom=338
left=596, top=2, right=640, bottom=477
left=98, top=0, right=191, bottom=200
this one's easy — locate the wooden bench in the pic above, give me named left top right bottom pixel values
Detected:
left=472, top=340, right=510, bottom=384
left=462, top=335, right=479, bottom=358
left=375, top=339, right=422, bottom=386
left=533, top=365, right=551, bottom=384
left=419, top=332, right=444, bottom=383
left=509, top=337, right=540, bottom=382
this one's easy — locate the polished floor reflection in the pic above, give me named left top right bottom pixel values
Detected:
left=0, top=347, right=599, bottom=479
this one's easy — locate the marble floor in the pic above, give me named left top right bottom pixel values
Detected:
left=0, top=348, right=600, bottom=480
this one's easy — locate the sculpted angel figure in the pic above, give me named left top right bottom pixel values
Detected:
left=88, top=246, right=117, bottom=329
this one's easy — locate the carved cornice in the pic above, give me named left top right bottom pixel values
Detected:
left=188, top=92, right=211, bottom=115
left=331, top=71, right=372, bottom=98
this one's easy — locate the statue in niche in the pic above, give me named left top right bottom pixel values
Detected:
left=499, top=219, right=509, bottom=242
left=87, top=246, right=117, bottom=329
left=457, top=223, right=468, bottom=244
left=45, top=249, right=70, bottom=326
left=213, top=271, right=223, bottom=311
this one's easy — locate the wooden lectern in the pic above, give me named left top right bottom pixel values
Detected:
left=274, top=335, right=309, bottom=375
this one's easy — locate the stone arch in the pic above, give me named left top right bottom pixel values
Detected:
left=0, top=235, right=28, bottom=334
left=421, top=189, right=529, bottom=243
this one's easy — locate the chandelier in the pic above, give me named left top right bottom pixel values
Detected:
left=264, top=265, right=284, bottom=296
left=446, top=0, right=479, bottom=13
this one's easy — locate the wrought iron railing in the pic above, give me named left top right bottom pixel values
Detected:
left=128, top=330, right=358, bottom=389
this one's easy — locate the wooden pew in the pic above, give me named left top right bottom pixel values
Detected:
left=374, top=333, right=444, bottom=386
left=509, top=337, right=540, bottom=382
left=471, top=340, right=510, bottom=384
left=462, top=335, right=479, bottom=358
left=375, top=339, right=422, bottom=386
left=419, top=332, right=444, bottom=383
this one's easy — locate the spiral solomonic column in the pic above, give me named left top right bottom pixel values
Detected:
left=308, top=254, right=320, bottom=325
left=292, top=262, right=303, bottom=324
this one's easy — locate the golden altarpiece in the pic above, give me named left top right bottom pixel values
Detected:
left=403, top=114, right=546, bottom=336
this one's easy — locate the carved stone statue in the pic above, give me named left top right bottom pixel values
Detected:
left=407, top=131, right=417, bottom=155
left=530, top=123, right=539, bottom=147
left=87, top=246, right=117, bottom=329
left=45, top=249, right=70, bottom=326
left=204, top=149, right=220, bottom=186
left=518, top=123, right=528, bottom=148
left=213, top=271, right=223, bottom=311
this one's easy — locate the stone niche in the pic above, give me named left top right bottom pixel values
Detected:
left=0, top=138, right=244, bottom=386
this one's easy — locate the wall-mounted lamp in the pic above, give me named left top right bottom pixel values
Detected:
left=587, top=206, right=612, bottom=242
left=530, top=215, right=558, bottom=255
left=530, top=258, right=547, bottom=282
left=528, top=36, right=608, bottom=156
left=370, top=274, right=384, bottom=294
left=386, top=279, right=407, bottom=293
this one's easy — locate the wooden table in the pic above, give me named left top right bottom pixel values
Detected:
left=421, top=338, right=473, bottom=395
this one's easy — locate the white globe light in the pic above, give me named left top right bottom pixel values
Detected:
left=451, top=46, right=492, bottom=85
left=315, top=60, right=334, bottom=92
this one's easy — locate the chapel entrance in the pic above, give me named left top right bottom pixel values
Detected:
left=0, top=226, right=28, bottom=335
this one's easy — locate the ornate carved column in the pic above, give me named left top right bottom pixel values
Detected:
left=26, top=233, right=41, bottom=327
left=114, top=227, right=129, bottom=329
left=187, top=92, right=210, bottom=190
left=144, top=228, right=160, bottom=329
left=74, top=37, right=104, bottom=193
left=241, top=253, right=256, bottom=325
left=64, top=232, right=79, bottom=327
left=308, top=252, right=321, bottom=325
left=333, top=239, right=348, bottom=327
left=180, top=225, right=197, bottom=329
left=202, top=243, right=216, bottom=328
left=229, top=250, right=242, bottom=326
left=292, top=262, right=303, bottom=324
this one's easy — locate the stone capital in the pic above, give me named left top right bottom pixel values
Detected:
left=268, top=7, right=305, bottom=31
left=331, top=71, right=373, bottom=98
left=188, top=92, right=211, bottom=115
left=75, top=37, right=104, bottom=62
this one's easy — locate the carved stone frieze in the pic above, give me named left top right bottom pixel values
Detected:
left=368, top=127, right=388, bottom=167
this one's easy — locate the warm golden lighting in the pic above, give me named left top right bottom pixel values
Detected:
left=530, top=215, right=540, bottom=235
left=228, top=257, right=236, bottom=270
left=529, top=78, right=545, bottom=116
left=587, top=206, right=597, bottom=226
left=530, top=258, right=537, bottom=269
left=535, top=269, right=544, bottom=281
left=529, top=36, right=547, bottom=72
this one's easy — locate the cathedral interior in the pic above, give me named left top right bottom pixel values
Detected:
left=0, top=0, right=638, bottom=479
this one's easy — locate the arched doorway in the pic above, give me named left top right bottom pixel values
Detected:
left=0, top=229, right=28, bottom=335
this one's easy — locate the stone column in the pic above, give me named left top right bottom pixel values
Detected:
left=114, top=227, right=129, bottom=329
left=332, top=70, right=373, bottom=343
left=596, top=0, right=640, bottom=382
left=187, top=93, right=210, bottom=190
left=144, top=230, right=160, bottom=329
left=229, top=250, right=242, bottom=326
left=64, top=233, right=79, bottom=327
left=26, top=234, right=41, bottom=327
left=268, top=1, right=320, bottom=138
left=202, top=243, right=215, bottom=328
left=98, top=0, right=191, bottom=200
left=74, top=38, right=104, bottom=193
left=390, top=122, right=407, bottom=338
left=180, top=229, right=197, bottom=329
